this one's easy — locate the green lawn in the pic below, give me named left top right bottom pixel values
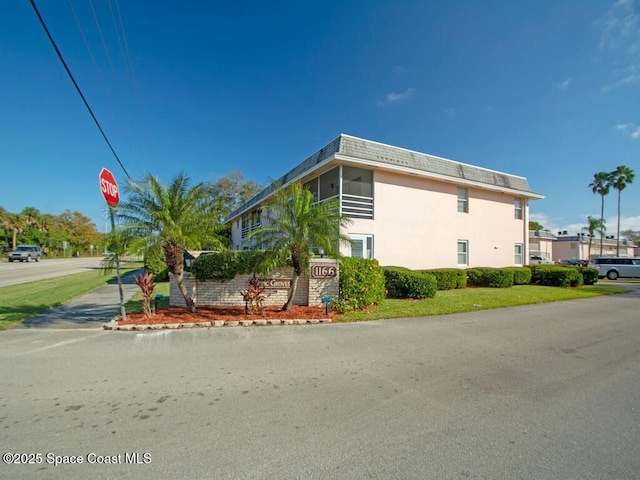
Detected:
left=338, top=284, right=628, bottom=322
left=0, top=271, right=629, bottom=330
left=0, top=263, right=143, bottom=330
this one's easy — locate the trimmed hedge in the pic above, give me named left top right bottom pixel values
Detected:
left=529, top=265, right=583, bottom=287
left=579, top=267, right=599, bottom=285
left=466, top=267, right=514, bottom=288
left=383, top=266, right=437, bottom=299
left=336, top=258, right=386, bottom=313
left=191, top=250, right=264, bottom=281
left=418, top=268, right=467, bottom=290
left=503, top=267, right=532, bottom=285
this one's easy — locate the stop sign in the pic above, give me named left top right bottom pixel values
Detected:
left=99, top=168, right=120, bottom=208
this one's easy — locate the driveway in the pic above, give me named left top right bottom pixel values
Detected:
left=1, top=287, right=639, bottom=479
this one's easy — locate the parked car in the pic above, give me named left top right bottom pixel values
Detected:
left=588, top=257, right=640, bottom=280
left=530, top=255, right=553, bottom=265
left=8, top=245, right=42, bottom=262
left=560, top=259, right=588, bottom=267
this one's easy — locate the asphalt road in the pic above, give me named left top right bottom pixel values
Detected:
left=0, top=257, right=106, bottom=288
left=1, top=286, right=639, bottom=479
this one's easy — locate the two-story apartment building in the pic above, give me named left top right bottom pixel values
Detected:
left=227, top=134, right=544, bottom=269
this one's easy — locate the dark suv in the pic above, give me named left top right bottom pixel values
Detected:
left=8, top=245, right=42, bottom=262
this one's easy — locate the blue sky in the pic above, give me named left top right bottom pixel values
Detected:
left=1, top=0, right=638, bottom=237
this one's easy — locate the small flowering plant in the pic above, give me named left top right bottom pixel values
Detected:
left=134, top=271, right=156, bottom=319
left=240, top=276, right=270, bottom=315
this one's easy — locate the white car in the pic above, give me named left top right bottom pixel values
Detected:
left=588, top=257, right=640, bottom=280
left=530, top=255, right=552, bottom=265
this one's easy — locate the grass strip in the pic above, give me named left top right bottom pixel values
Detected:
left=0, top=263, right=143, bottom=330
left=338, top=284, right=627, bottom=322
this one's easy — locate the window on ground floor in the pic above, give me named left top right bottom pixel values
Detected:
left=515, top=243, right=523, bottom=265
left=348, top=234, right=373, bottom=259
left=457, top=240, right=469, bottom=266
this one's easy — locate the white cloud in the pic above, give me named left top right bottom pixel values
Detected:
left=376, top=88, right=415, bottom=105
left=616, top=122, right=640, bottom=138
left=595, top=0, right=640, bottom=87
left=556, top=77, right=572, bottom=89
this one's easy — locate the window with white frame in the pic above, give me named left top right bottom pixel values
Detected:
left=457, top=187, right=468, bottom=213
left=348, top=234, right=373, bottom=259
left=457, top=240, right=469, bottom=266
left=514, top=198, right=523, bottom=219
left=515, top=244, right=523, bottom=265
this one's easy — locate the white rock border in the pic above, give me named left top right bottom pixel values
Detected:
left=103, top=317, right=333, bottom=331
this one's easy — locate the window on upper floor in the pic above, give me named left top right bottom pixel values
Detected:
left=514, top=198, right=523, bottom=219
left=457, top=188, right=468, bottom=213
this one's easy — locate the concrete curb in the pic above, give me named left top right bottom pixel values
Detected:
left=103, top=318, right=333, bottom=331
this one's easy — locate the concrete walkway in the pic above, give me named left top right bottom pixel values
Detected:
left=16, top=272, right=141, bottom=329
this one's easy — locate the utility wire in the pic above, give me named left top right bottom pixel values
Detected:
left=30, top=0, right=132, bottom=181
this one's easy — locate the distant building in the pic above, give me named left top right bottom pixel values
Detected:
left=529, top=230, right=556, bottom=262
left=553, top=232, right=636, bottom=261
left=227, top=134, right=544, bottom=269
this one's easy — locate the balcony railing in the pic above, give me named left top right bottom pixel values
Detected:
left=341, top=194, right=373, bottom=219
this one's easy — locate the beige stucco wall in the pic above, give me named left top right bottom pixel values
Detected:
left=170, top=259, right=339, bottom=308
left=340, top=170, right=528, bottom=269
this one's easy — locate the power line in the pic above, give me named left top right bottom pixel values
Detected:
left=30, top=0, right=132, bottom=181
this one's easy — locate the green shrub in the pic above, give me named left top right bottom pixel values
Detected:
left=530, top=265, right=583, bottom=287
left=419, top=268, right=467, bottom=290
left=144, top=244, right=169, bottom=282
left=383, top=267, right=437, bottom=299
left=191, top=250, right=264, bottom=281
left=579, top=267, right=599, bottom=286
left=503, top=267, right=532, bottom=285
left=382, top=266, right=412, bottom=298
left=466, top=267, right=514, bottom=288
left=336, top=258, right=386, bottom=313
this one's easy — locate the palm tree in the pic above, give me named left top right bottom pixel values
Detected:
left=582, top=216, right=605, bottom=259
left=609, top=165, right=635, bottom=255
left=117, top=172, right=228, bottom=312
left=248, top=181, right=352, bottom=311
left=589, top=171, right=611, bottom=256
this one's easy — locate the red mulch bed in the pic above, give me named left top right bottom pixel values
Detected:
left=117, top=305, right=338, bottom=325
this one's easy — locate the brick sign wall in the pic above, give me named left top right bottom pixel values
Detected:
left=170, top=258, right=339, bottom=308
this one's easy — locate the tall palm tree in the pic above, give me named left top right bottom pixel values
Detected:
left=609, top=165, right=635, bottom=255
left=582, top=216, right=605, bottom=260
left=248, top=181, right=352, bottom=311
left=589, top=171, right=611, bottom=256
left=117, top=172, right=228, bottom=312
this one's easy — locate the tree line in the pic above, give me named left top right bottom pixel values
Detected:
left=0, top=207, right=102, bottom=257
left=1, top=171, right=262, bottom=258
left=588, top=165, right=635, bottom=256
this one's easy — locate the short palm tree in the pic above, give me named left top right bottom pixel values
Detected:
left=117, top=172, right=228, bottom=312
left=248, top=181, right=352, bottom=311
left=609, top=165, right=635, bottom=255
left=582, top=216, right=605, bottom=259
left=589, top=171, right=611, bottom=256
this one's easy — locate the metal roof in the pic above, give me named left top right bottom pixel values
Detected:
left=227, top=134, right=543, bottom=220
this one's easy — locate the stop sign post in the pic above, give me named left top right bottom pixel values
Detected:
left=99, top=168, right=120, bottom=209
left=98, top=167, right=126, bottom=320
